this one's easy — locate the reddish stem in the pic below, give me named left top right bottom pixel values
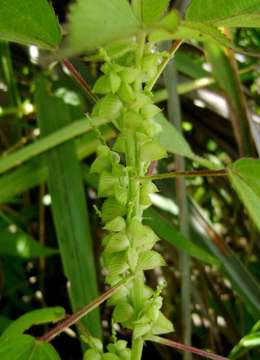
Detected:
left=149, top=336, right=228, bottom=360
left=63, top=59, right=98, bottom=103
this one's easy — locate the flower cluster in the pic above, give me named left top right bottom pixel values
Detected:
left=84, top=40, right=173, bottom=360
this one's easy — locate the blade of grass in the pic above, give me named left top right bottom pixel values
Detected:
left=35, top=76, right=101, bottom=337
left=164, top=54, right=191, bottom=359
left=0, top=115, right=109, bottom=176
left=0, top=126, right=115, bottom=203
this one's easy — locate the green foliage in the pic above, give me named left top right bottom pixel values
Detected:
left=0, top=0, right=61, bottom=49
left=0, top=228, right=58, bottom=258
left=35, top=77, right=101, bottom=336
left=0, top=335, right=61, bottom=360
left=2, top=307, right=65, bottom=339
left=186, top=0, right=260, bottom=27
left=132, top=0, right=169, bottom=25
left=228, top=159, right=260, bottom=231
left=230, top=320, right=260, bottom=359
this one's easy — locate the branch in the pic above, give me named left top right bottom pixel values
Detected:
left=148, top=336, right=228, bottom=360
left=38, top=277, right=132, bottom=342
left=63, top=59, right=98, bottom=104
left=138, top=169, right=228, bottom=181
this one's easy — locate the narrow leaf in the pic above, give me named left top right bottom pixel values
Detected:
left=35, top=77, right=101, bottom=337
left=0, top=0, right=61, bottom=49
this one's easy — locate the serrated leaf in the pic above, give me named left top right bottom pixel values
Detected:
left=0, top=228, right=58, bottom=259
left=2, top=307, right=65, bottom=339
left=136, top=250, right=166, bottom=271
left=0, top=335, right=61, bottom=360
left=186, top=0, right=260, bottom=27
left=0, top=0, right=61, bottom=49
left=67, top=0, right=140, bottom=55
left=133, top=0, right=170, bottom=25
left=228, top=159, right=260, bottom=231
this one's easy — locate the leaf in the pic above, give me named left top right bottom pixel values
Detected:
left=67, top=0, right=140, bottom=55
left=132, top=0, right=170, bottom=25
left=35, top=77, right=101, bottom=337
left=228, top=159, right=260, bottom=231
left=136, top=250, right=166, bottom=271
left=229, top=331, right=260, bottom=359
left=186, top=0, right=260, bottom=27
left=2, top=307, right=65, bottom=339
left=0, top=0, right=61, bottom=49
left=0, top=228, right=58, bottom=259
left=155, top=113, right=217, bottom=169
left=144, top=208, right=219, bottom=266
left=0, top=335, right=61, bottom=360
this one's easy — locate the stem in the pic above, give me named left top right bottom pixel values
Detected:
left=63, top=59, right=98, bottom=104
left=147, top=40, right=183, bottom=92
left=131, top=337, right=144, bottom=360
left=139, top=169, right=228, bottom=181
left=38, top=277, right=132, bottom=343
left=148, top=336, right=228, bottom=360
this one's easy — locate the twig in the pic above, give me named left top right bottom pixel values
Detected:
left=148, top=336, right=228, bottom=360
left=138, top=169, right=228, bottom=181
left=38, top=277, right=132, bottom=342
left=63, top=59, right=98, bottom=104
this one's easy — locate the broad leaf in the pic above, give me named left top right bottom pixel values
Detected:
left=0, top=0, right=61, bottom=49
left=132, top=0, right=170, bottom=24
left=0, top=335, right=61, bottom=360
left=68, top=0, right=140, bottom=54
left=228, top=159, right=260, bottom=231
left=0, top=228, right=58, bottom=259
left=155, top=114, right=217, bottom=169
left=186, top=0, right=260, bottom=27
left=2, top=307, right=65, bottom=339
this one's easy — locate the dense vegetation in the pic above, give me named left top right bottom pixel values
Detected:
left=0, top=1, right=260, bottom=359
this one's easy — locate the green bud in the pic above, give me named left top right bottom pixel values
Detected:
left=101, top=197, right=126, bottom=223
left=117, top=81, right=135, bottom=102
left=113, top=134, right=126, bottom=153
left=98, top=171, right=118, bottom=197
left=122, top=110, right=143, bottom=130
left=84, top=349, right=102, bottom=360
left=102, top=353, right=120, bottom=360
left=140, top=182, right=158, bottom=207
left=133, top=323, right=151, bottom=339
left=151, top=311, right=174, bottom=335
left=121, top=67, right=139, bottom=84
left=136, top=250, right=166, bottom=271
left=93, top=75, right=111, bottom=94
left=98, top=95, right=123, bottom=120
left=127, top=247, right=138, bottom=271
left=140, top=140, right=167, bottom=162
left=110, top=73, right=122, bottom=94
left=104, top=232, right=129, bottom=253
left=127, top=219, right=158, bottom=249
left=141, top=104, right=161, bottom=119
left=104, top=251, right=129, bottom=277
left=103, top=216, right=126, bottom=232
left=113, top=302, right=134, bottom=323
left=107, top=286, right=129, bottom=306
left=114, top=185, right=128, bottom=206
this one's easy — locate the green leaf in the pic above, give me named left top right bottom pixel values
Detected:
left=0, top=0, right=61, bottom=49
left=2, top=308, right=65, bottom=339
left=155, top=113, right=217, bottom=169
left=144, top=208, right=219, bottom=266
left=0, top=335, right=61, bottom=360
left=35, top=77, right=101, bottom=337
left=230, top=331, right=260, bottom=359
left=186, top=0, right=260, bottom=27
left=136, top=250, right=166, bottom=271
left=132, top=0, right=170, bottom=25
left=228, top=159, right=260, bottom=231
left=67, top=0, right=140, bottom=55
left=0, top=228, right=58, bottom=259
